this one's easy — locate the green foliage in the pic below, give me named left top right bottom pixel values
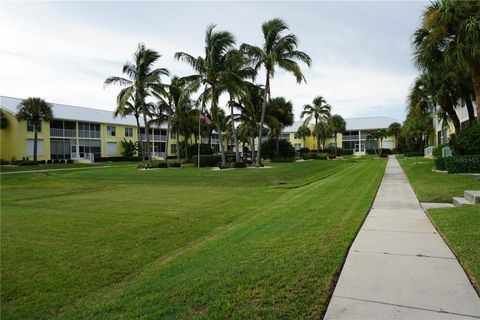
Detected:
left=191, top=155, right=222, bottom=167
left=298, top=147, right=310, bottom=154
left=324, top=146, right=353, bottom=156
left=100, top=156, right=142, bottom=162
left=366, top=148, right=392, bottom=155
left=434, top=157, right=446, bottom=171
left=180, top=144, right=214, bottom=160
left=137, top=160, right=168, bottom=169
left=445, top=155, right=480, bottom=174
left=260, top=139, right=295, bottom=159
left=120, top=139, right=138, bottom=158
left=232, top=162, right=247, bottom=168
left=404, top=152, right=424, bottom=157
left=432, top=143, right=448, bottom=158
left=303, top=153, right=328, bottom=160
left=168, top=162, right=181, bottom=168
left=450, top=123, right=480, bottom=156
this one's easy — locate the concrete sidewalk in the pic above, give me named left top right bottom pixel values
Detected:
left=325, top=156, right=480, bottom=319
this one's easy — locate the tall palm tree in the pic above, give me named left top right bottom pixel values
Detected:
left=265, top=97, right=294, bottom=156
left=105, top=43, right=169, bottom=162
left=296, top=124, right=311, bottom=148
left=16, top=97, right=53, bottom=161
left=316, top=119, right=332, bottom=150
left=413, top=0, right=480, bottom=123
left=175, top=25, right=245, bottom=166
left=388, top=122, right=402, bottom=149
left=329, top=114, right=346, bottom=155
left=301, top=96, right=331, bottom=154
left=241, top=18, right=311, bottom=165
left=224, top=49, right=257, bottom=162
left=111, top=92, right=144, bottom=159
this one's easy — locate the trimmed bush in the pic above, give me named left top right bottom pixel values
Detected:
left=16, top=160, right=40, bottom=166
left=434, top=157, right=446, bottom=171
left=191, top=155, right=222, bottom=167
left=100, top=156, right=142, bottom=162
left=137, top=160, right=168, bottom=169
left=444, top=155, right=480, bottom=174
left=232, top=162, right=247, bottom=168
left=317, top=154, right=328, bottom=160
left=327, top=154, right=336, bottom=159
left=260, top=139, right=295, bottom=159
left=433, top=144, right=448, bottom=158
left=299, top=147, right=310, bottom=155
left=47, top=160, right=53, bottom=164
left=0, top=159, right=10, bottom=165
left=180, top=144, right=214, bottom=160
left=367, top=148, right=392, bottom=156
left=168, top=162, right=181, bottom=168
left=450, top=123, right=480, bottom=156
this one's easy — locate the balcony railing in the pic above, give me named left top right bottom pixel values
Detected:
left=50, top=128, right=76, bottom=137
left=79, top=130, right=100, bottom=138
left=140, top=134, right=167, bottom=141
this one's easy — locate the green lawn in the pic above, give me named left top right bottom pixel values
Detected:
left=428, top=206, right=480, bottom=293
left=0, top=162, right=136, bottom=173
left=398, top=157, right=480, bottom=202
left=1, top=158, right=386, bottom=319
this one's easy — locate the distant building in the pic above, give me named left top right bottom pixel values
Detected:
left=431, top=102, right=478, bottom=146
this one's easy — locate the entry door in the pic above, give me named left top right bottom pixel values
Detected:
left=78, top=145, right=85, bottom=158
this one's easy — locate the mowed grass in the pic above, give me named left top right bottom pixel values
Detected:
left=1, top=158, right=386, bottom=319
left=398, top=157, right=480, bottom=202
left=0, top=161, right=136, bottom=173
left=428, top=206, right=480, bottom=293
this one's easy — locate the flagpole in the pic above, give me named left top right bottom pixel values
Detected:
left=198, top=108, right=201, bottom=168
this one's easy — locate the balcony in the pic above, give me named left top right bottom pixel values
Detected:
left=140, top=134, right=167, bottom=141
left=50, top=128, right=76, bottom=137
left=79, top=130, right=100, bottom=138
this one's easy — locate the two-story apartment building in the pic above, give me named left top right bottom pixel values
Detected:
left=432, top=102, right=478, bottom=145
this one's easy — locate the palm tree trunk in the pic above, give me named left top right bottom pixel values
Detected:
left=333, top=131, right=337, bottom=156
left=464, top=95, right=476, bottom=124
left=229, top=95, right=240, bottom=163
left=142, top=107, right=152, bottom=163
left=251, top=134, right=256, bottom=163
left=176, top=129, right=180, bottom=162
left=184, top=135, right=188, bottom=160
left=315, top=117, right=320, bottom=154
left=33, top=127, right=38, bottom=161
left=256, top=71, right=270, bottom=166
left=165, top=103, right=172, bottom=160
left=135, top=115, right=143, bottom=159
left=470, top=64, right=480, bottom=124
left=443, top=101, right=461, bottom=134
left=211, top=87, right=226, bottom=166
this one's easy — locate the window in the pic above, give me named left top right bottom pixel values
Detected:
left=106, top=142, right=117, bottom=155
left=125, top=127, right=133, bottom=137
left=170, top=131, right=176, bottom=139
left=27, top=139, right=44, bottom=156
left=26, top=119, right=41, bottom=132
left=294, top=143, right=301, bottom=150
left=107, top=126, right=116, bottom=136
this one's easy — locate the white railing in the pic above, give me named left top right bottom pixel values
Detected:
left=79, top=130, right=100, bottom=138
left=424, top=146, right=436, bottom=158
left=151, top=152, right=166, bottom=158
left=50, top=128, right=76, bottom=137
left=87, top=153, right=94, bottom=162
left=442, top=146, right=452, bottom=157
left=140, top=134, right=166, bottom=141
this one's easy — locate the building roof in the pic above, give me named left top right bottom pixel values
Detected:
left=0, top=96, right=166, bottom=128
left=283, top=117, right=399, bottom=133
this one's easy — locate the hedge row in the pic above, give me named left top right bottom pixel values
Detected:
left=137, top=161, right=182, bottom=169
left=98, top=156, right=142, bottom=162
left=366, top=148, right=392, bottom=155
left=444, top=155, right=480, bottom=174
left=191, top=155, right=222, bottom=167
left=271, top=157, right=295, bottom=162
left=303, top=153, right=329, bottom=160
left=404, top=152, right=424, bottom=157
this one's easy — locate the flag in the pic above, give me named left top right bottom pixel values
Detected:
left=199, top=113, right=212, bottom=125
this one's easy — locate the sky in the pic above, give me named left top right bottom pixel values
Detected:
left=0, top=1, right=428, bottom=122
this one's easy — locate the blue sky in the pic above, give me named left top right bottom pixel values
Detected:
left=0, top=1, right=427, bottom=122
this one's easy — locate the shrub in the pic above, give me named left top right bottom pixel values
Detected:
left=317, top=154, right=328, bottom=160
left=271, top=157, right=295, bottom=162
left=232, top=162, right=247, bottom=168
left=450, top=123, right=480, bottom=156
left=260, top=139, right=295, bottom=159
left=432, top=143, right=448, bottom=158
left=53, top=159, right=60, bottom=164
left=168, top=162, right=181, bottom=168
left=137, top=160, right=168, bottom=169
left=47, top=159, right=53, bottom=164
left=225, top=152, right=236, bottom=163
left=120, top=139, right=138, bottom=158
left=434, top=157, right=446, bottom=171
left=0, top=159, right=9, bottom=165
left=299, top=147, right=310, bottom=155
left=67, top=159, right=74, bottom=164
left=191, top=155, right=222, bottom=167
left=444, top=155, right=480, bottom=173
left=328, top=154, right=336, bottom=159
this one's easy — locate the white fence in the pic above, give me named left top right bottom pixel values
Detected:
left=441, top=146, right=452, bottom=157
left=424, top=146, right=436, bottom=158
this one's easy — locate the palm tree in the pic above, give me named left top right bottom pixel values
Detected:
left=377, top=128, right=389, bottom=150
left=105, top=43, right=169, bottom=162
left=329, top=114, right=346, bottom=155
left=316, top=119, right=332, bottom=150
left=241, top=18, right=311, bottom=165
left=413, top=0, right=480, bottom=123
left=111, top=92, right=144, bottom=159
left=224, top=49, right=257, bottom=162
left=388, top=122, right=402, bottom=149
left=16, top=97, right=53, bottom=161
left=296, top=124, right=311, bottom=148
left=175, top=25, right=244, bottom=166
left=366, top=131, right=379, bottom=156
left=265, top=97, right=294, bottom=156
left=301, top=96, right=331, bottom=154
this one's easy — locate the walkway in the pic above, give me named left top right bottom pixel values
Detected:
left=325, top=156, right=480, bottom=319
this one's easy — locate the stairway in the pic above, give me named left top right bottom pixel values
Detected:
left=452, top=190, right=480, bottom=206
